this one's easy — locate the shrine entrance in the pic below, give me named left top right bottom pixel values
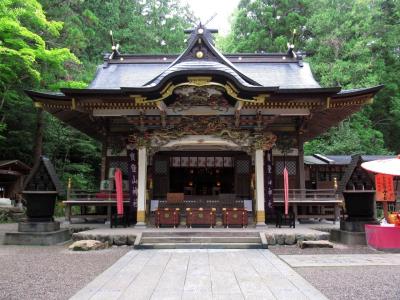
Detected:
left=152, top=151, right=251, bottom=199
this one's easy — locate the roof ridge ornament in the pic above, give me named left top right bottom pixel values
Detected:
left=108, top=30, right=121, bottom=60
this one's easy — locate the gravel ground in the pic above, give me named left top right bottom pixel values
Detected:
left=270, top=245, right=400, bottom=300
left=297, top=266, right=400, bottom=300
left=0, top=244, right=129, bottom=300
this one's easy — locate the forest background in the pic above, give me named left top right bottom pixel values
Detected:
left=1, top=0, right=399, bottom=190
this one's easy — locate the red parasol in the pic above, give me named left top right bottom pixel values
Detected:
left=114, top=168, right=124, bottom=215
left=283, top=166, right=289, bottom=215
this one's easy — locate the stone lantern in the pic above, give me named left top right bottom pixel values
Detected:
left=331, top=155, right=379, bottom=245
left=4, top=157, right=70, bottom=245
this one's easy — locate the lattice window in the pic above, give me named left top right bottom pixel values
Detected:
left=154, top=160, right=168, bottom=175
left=275, top=161, right=297, bottom=175
left=236, top=160, right=250, bottom=174
left=109, top=161, right=129, bottom=177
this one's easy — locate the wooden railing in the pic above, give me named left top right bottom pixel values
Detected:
left=68, top=190, right=99, bottom=200
left=273, top=189, right=339, bottom=202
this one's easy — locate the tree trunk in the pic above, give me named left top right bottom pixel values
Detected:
left=24, top=107, right=44, bottom=189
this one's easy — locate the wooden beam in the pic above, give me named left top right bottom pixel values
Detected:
left=0, top=169, right=23, bottom=177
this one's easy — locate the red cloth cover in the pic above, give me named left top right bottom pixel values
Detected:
left=114, top=168, right=123, bottom=215
left=365, top=224, right=400, bottom=250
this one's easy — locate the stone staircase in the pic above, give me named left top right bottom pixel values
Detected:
left=136, top=231, right=267, bottom=249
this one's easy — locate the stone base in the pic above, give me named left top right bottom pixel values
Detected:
left=134, top=222, right=147, bottom=228
left=18, top=221, right=60, bottom=232
left=330, top=229, right=366, bottom=245
left=4, top=229, right=71, bottom=246
left=340, top=220, right=378, bottom=232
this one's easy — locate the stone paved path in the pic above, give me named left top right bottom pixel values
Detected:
left=279, top=253, right=400, bottom=267
left=70, top=249, right=327, bottom=300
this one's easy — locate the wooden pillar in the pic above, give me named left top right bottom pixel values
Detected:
left=298, top=135, right=306, bottom=190
left=255, top=149, right=266, bottom=226
left=100, top=138, right=107, bottom=181
left=136, top=147, right=147, bottom=226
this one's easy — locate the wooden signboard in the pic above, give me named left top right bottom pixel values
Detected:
left=375, top=174, right=396, bottom=202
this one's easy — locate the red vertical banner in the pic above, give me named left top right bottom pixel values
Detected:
left=375, top=174, right=395, bottom=202
left=284, top=167, right=289, bottom=215
left=115, top=168, right=124, bottom=215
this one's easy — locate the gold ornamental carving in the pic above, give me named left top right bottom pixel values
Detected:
left=253, top=132, right=277, bottom=151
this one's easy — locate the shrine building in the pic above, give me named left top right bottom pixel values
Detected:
left=26, top=25, right=383, bottom=226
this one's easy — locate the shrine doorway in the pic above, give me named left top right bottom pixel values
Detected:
left=152, top=151, right=251, bottom=199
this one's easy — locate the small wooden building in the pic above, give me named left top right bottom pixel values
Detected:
left=26, top=25, right=383, bottom=225
left=0, top=160, right=31, bottom=201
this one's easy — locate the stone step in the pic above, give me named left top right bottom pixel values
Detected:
left=140, top=236, right=261, bottom=244
left=138, top=242, right=263, bottom=249
left=141, top=231, right=259, bottom=238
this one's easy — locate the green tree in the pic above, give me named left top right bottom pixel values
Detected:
left=35, top=0, right=194, bottom=189
left=0, top=0, right=81, bottom=162
left=223, top=0, right=396, bottom=155
left=219, top=0, right=311, bottom=53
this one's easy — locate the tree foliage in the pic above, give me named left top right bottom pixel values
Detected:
left=0, top=0, right=80, bottom=161
left=2, top=0, right=399, bottom=191
left=221, top=0, right=399, bottom=155
left=0, top=0, right=194, bottom=190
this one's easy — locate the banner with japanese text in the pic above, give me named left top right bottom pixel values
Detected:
left=264, top=149, right=274, bottom=215
left=127, top=145, right=138, bottom=208
left=375, top=174, right=396, bottom=202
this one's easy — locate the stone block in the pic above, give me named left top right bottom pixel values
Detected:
left=4, top=229, right=71, bottom=246
left=304, top=234, right=316, bottom=241
left=275, top=234, right=285, bottom=245
left=72, top=233, right=84, bottom=241
left=113, top=235, right=128, bottom=245
left=69, top=240, right=109, bottom=251
left=96, top=234, right=113, bottom=244
left=284, top=234, right=296, bottom=245
left=318, top=232, right=330, bottom=240
left=127, top=235, right=136, bottom=245
left=298, top=240, right=334, bottom=249
left=330, top=229, right=366, bottom=245
left=266, top=234, right=276, bottom=245
left=296, top=234, right=305, bottom=242
left=18, top=221, right=60, bottom=232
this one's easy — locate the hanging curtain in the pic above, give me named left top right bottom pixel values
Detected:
left=115, top=168, right=124, bottom=215
left=283, top=166, right=289, bottom=215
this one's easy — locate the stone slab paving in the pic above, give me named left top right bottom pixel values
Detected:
left=279, top=254, right=400, bottom=267
left=70, top=249, right=328, bottom=300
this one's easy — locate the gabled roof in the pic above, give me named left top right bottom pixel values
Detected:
left=304, top=154, right=395, bottom=166
left=0, top=160, right=31, bottom=173
left=144, top=25, right=261, bottom=87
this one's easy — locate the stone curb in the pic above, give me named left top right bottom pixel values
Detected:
left=72, top=232, right=137, bottom=246
left=264, top=232, right=329, bottom=246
